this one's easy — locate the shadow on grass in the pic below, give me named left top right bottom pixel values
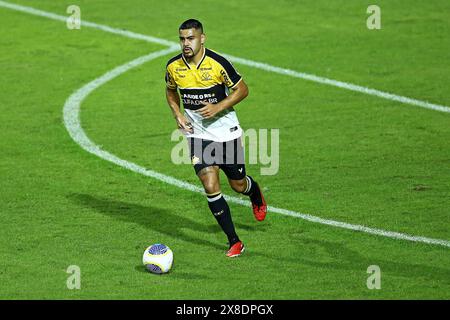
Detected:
left=133, top=265, right=211, bottom=279
left=70, top=193, right=225, bottom=251
left=68, top=193, right=449, bottom=286
left=69, top=193, right=275, bottom=261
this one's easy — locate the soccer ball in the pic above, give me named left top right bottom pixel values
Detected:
left=142, top=244, right=173, bottom=274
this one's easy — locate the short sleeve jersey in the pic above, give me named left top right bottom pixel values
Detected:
left=165, top=48, right=243, bottom=142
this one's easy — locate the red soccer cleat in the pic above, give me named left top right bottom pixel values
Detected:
left=251, top=187, right=267, bottom=221
left=226, top=241, right=245, bottom=258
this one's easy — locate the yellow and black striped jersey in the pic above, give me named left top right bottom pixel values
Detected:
left=165, top=48, right=243, bottom=142
left=165, top=48, right=242, bottom=109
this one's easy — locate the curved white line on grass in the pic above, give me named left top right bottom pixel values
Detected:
left=63, top=50, right=450, bottom=249
left=1, top=0, right=449, bottom=247
left=1, top=0, right=450, bottom=114
left=63, top=47, right=201, bottom=196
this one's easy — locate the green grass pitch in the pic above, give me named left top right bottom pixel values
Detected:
left=0, top=0, right=449, bottom=299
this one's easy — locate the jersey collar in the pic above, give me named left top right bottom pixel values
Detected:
left=182, top=47, right=206, bottom=70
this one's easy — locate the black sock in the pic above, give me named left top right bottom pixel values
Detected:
left=242, top=175, right=262, bottom=205
left=207, top=193, right=240, bottom=246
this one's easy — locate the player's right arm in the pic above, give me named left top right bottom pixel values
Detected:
left=165, top=87, right=193, bottom=134
left=165, top=65, right=193, bottom=134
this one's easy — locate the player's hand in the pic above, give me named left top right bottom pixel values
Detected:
left=175, top=114, right=193, bottom=134
left=196, top=100, right=222, bottom=119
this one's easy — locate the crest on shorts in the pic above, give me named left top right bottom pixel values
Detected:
left=191, top=155, right=200, bottom=165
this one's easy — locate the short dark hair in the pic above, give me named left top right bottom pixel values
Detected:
left=179, top=19, right=203, bottom=33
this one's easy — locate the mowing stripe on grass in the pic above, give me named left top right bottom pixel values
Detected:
left=1, top=0, right=450, bottom=114
left=63, top=50, right=450, bottom=249
left=2, top=0, right=449, bottom=248
left=0, top=0, right=174, bottom=47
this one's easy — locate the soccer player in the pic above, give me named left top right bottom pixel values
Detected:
left=165, top=19, right=267, bottom=257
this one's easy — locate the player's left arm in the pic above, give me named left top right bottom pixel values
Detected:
left=196, top=79, right=249, bottom=119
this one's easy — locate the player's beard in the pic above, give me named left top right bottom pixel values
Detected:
left=182, top=47, right=194, bottom=58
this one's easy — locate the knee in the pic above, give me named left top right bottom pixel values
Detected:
left=203, top=181, right=220, bottom=195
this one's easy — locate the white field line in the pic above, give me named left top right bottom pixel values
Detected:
left=2, top=0, right=449, bottom=248
left=0, top=0, right=175, bottom=47
left=224, top=55, right=450, bottom=114
left=63, top=49, right=450, bottom=249
left=1, top=0, right=450, bottom=114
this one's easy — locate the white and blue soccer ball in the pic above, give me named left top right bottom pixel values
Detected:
left=142, top=244, right=173, bottom=274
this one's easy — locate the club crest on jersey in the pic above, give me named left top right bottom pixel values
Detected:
left=201, top=72, right=212, bottom=81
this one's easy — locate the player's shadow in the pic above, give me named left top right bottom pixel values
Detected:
left=234, top=221, right=269, bottom=232
left=70, top=193, right=225, bottom=251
